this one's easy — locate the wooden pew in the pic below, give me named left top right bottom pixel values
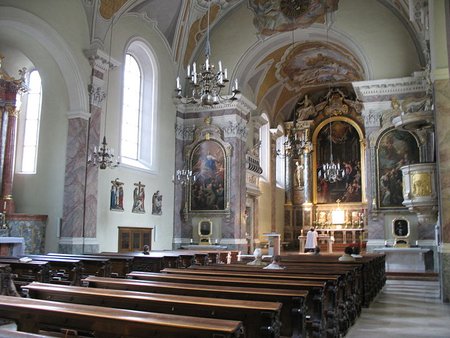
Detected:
left=21, top=255, right=81, bottom=285
left=24, top=282, right=281, bottom=338
left=161, top=266, right=353, bottom=334
left=44, top=254, right=111, bottom=278
left=83, top=276, right=307, bottom=338
left=278, top=254, right=386, bottom=307
left=126, top=271, right=331, bottom=337
left=0, top=258, right=49, bottom=289
left=0, top=295, right=244, bottom=338
left=48, top=253, right=134, bottom=278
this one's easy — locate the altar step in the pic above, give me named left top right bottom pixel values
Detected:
left=386, top=271, right=439, bottom=281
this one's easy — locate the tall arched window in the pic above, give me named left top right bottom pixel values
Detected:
left=276, top=130, right=286, bottom=188
left=16, top=69, right=42, bottom=174
left=259, top=113, right=270, bottom=182
left=121, top=40, right=157, bottom=171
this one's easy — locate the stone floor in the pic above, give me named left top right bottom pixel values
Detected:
left=345, top=279, right=450, bottom=338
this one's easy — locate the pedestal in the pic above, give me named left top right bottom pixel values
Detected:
left=264, top=233, right=280, bottom=256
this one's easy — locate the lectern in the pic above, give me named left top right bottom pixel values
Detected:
left=264, top=233, right=280, bottom=256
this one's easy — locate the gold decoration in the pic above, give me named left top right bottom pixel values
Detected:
left=411, top=173, right=432, bottom=197
left=99, top=0, right=127, bottom=20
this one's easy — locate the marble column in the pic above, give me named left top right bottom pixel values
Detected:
left=303, top=146, right=313, bottom=204
left=60, top=48, right=116, bottom=253
left=285, top=156, right=293, bottom=205
left=435, top=78, right=450, bottom=302
left=1, top=105, right=18, bottom=214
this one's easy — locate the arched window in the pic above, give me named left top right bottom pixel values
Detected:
left=259, top=113, right=270, bottom=181
left=121, top=40, right=157, bottom=171
left=276, top=130, right=286, bottom=188
left=16, top=69, right=42, bottom=174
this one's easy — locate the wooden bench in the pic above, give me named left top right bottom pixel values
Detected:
left=178, top=262, right=363, bottom=331
left=22, top=255, right=82, bottom=285
left=161, top=266, right=353, bottom=334
left=83, top=276, right=307, bottom=338
left=48, top=252, right=134, bottom=278
left=127, top=271, right=330, bottom=337
left=24, top=281, right=281, bottom=338
left=0, top=258, right=49, bottom=289
left=0, top=295, right=244, bottom=338
left=44, top=254, right=111, bottom=278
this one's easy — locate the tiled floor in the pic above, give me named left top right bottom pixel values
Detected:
left=345, top=279, right=450, bottom=338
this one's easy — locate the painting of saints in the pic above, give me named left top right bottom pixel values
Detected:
left=190, top=140, right=226, bottom=211
left=377, top=130, right=419, bottom=208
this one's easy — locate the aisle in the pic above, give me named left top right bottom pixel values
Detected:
left=345, top=279, right=450, bottom=338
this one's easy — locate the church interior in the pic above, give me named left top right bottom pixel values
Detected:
left=0, top=0, right=450, bottom=336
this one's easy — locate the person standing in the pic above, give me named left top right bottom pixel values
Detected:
left=305, top=227, right=318, bottom=253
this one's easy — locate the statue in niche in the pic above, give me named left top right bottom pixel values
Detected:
left=296, top=94, right=317, bottom=121
left=294, top=159, right=304, bottom=188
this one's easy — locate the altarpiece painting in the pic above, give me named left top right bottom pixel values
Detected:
left=376, top=129, right=419, bottom=208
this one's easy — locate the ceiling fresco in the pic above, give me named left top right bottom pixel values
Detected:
left=275, top=41, right=365, bottom=91
left=86, top=0, right=428, bottom=125
left=248, top=0, right=339, bottom=36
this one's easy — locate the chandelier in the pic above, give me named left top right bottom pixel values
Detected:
left=318, top=121, right=345, bottom=183
left=173, top=168, right=196, bottom=186
left=175, top=0, right=239, bottom=106
left=87, top=136, right=119, bottom=170
left=87, top=19, right=119, bottom=170
left=277, top=124, right=311, bottom=159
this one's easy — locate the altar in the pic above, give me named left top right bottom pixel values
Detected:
left=373, top=247, right=433, bottom=272
left=0, top=237, right=25, bottom=256
left=298, top=234, right=334, bottom=253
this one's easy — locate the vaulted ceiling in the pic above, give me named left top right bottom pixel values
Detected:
left=86, top=0, right=428, bottom=125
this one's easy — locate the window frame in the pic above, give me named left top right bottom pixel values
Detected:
left=120, top=39, right=158, bottom=173
left=15, top=69, right=42, bottom=175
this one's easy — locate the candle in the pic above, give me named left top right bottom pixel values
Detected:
left=176, top=76, right=180, bottom=89
left=187, top=64, right=190, bottom=77
left=205, top=57, right=209, bottom=69
left=218, top=60, right=222, bottom=72
left=193, top=62, right=196, bottom=74
left=224, top=68, right=227, bottom=79
left=235, top=79, right=239, bottom=90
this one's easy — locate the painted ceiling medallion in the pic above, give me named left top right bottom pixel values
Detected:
left=280, top=0, right=311, bottom=19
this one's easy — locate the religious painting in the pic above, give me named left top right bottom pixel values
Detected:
left=132, top=181, right=145, bottom=213
left=110, top=178, right=124, bottom=211
left=189, top=140, right=226, bottom=211
left=152, top=190, right=162, bottom=215
left=376, top=129, right=419, bottom=208
left=315, top=119, right=362, bottom=204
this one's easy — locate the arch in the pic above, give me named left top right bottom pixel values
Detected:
left=0, top=6, right=89, bottom=118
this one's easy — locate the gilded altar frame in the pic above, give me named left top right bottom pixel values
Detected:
left=312, top=116, right=366, bottom=205
left=184, top=122, right=232, bottom=215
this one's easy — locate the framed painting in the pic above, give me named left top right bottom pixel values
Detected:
left=314, top=117, right=363, bottom=204
left=376, top=129, right=419, bottom=208
left=189, top=140, right=227, bottom=212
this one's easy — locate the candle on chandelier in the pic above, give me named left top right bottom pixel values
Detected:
left=187, top=64, right=190, bottom=77
left=218, top=60, right=222, bottom=72
left=234, top=79, right=238, bottom=90
left=176, top=76, right=181, bottom=90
